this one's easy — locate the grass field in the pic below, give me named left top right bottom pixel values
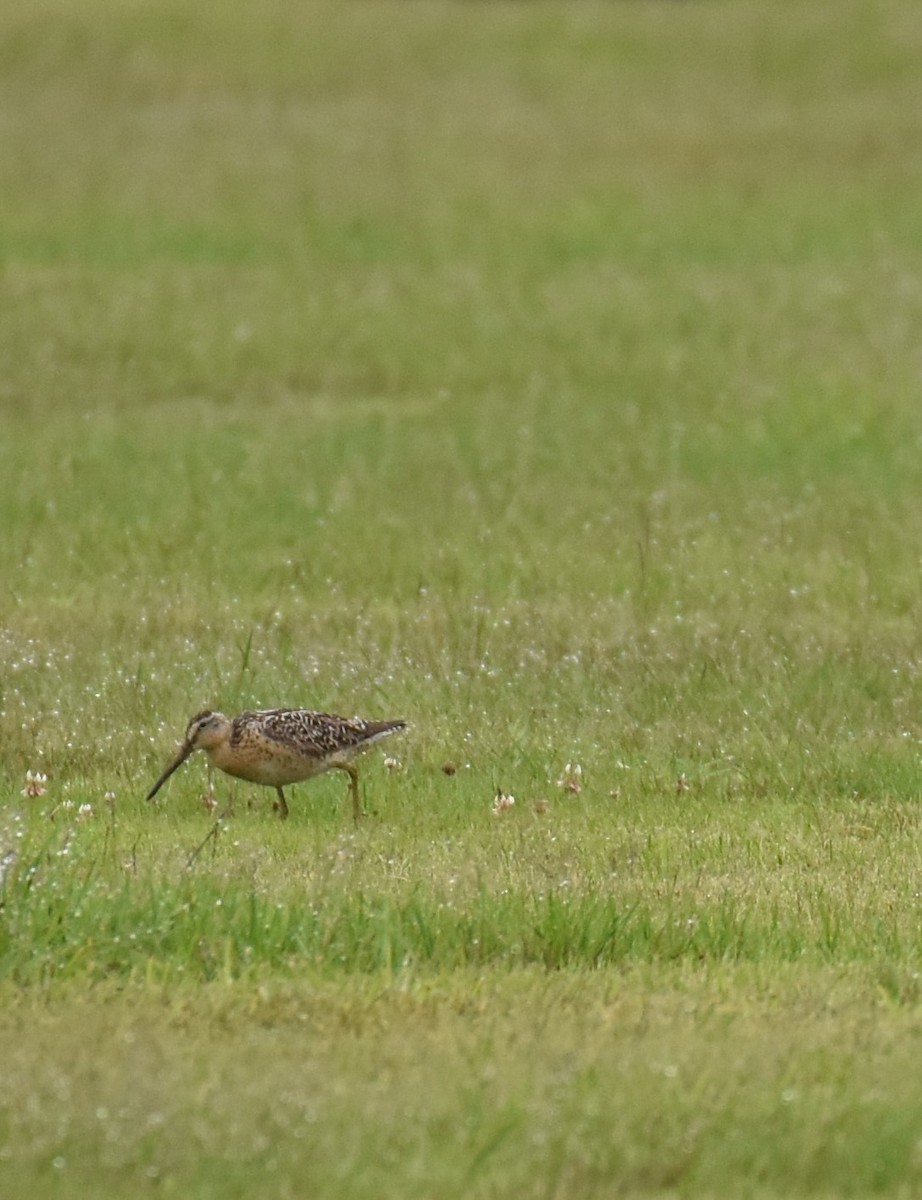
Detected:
left=3, top=0, right=922, bottom=1195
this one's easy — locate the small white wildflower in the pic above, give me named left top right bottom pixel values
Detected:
left=77, top=803, right=94, bottom=820
left=556, top=763, right=582, bottom=794
left=492, top=789, right=515, bottom=815
left=383, top=756, right=402, bottom=772
left=21, top=770, right=48, bottom=798
left=0, top=850, right=18, bottom=886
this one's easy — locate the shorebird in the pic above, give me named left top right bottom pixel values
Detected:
left=146, top=708, right=406, bottom=821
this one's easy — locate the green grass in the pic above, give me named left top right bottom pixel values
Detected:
left=4, top=0, right=922, bottom=1195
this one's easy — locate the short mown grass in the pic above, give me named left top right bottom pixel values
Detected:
left=3, top=0, right=922, bottom=1196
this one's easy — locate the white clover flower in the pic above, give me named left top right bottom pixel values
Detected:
left=21, top=770, right=48, bottom=798
left=491, top=790, right=515, bottom=815
left=556, top=763, right=582, bottom=794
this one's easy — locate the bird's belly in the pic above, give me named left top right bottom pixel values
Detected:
left=207, top=745, right=325, bottom=788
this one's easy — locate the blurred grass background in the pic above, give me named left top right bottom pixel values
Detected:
left=3, top=1, right=922, bottom=1196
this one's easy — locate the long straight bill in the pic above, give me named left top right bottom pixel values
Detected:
left=146, top=742, right=194, bottom=801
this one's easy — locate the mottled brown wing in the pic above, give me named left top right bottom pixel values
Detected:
left=232, top=709, right=404, bottom=757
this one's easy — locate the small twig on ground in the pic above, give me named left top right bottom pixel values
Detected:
left=186, top=811, right=229, bottom=870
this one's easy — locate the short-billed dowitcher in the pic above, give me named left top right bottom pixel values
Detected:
left=146, top=708, right=406, bottom=821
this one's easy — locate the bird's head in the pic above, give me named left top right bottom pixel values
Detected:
left=146, top=710, right=230, bottom=801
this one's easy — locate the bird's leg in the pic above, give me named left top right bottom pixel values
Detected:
left=335, top=763, right=362, bottom=822
left=274, top=786, right=290, bottom=820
